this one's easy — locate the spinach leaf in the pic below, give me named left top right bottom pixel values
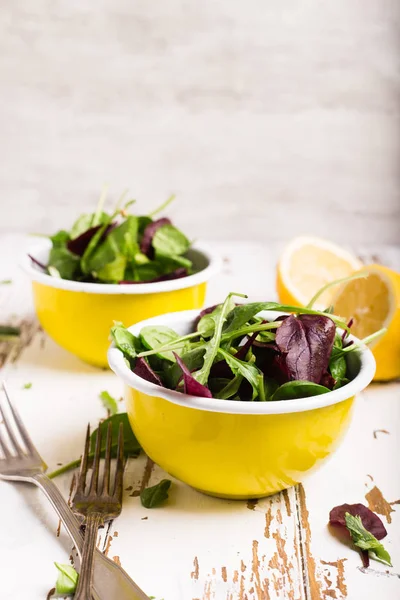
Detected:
left=155, top=250, right=193, bottom=271
left=97, top=254, right=127, bottom=282
left=48, top=414, right=141, bottom=478
left=264, top=377, right=279, bottom=400
left=87, top=216, right=138, bottom=277
left=99, top=390, right=119, bottom=415
left=329, top=353, right=347, bottom=382
left=195, top=293, right=245, bottom=385
left=140, top=218, right=171, bottom=256
left=218, top=348, right=262, bottom=400
left=50, top=230, right=70, bottom=247
left=48, top=246, right=80, bottom=280
left=54, top=562, right=79, bottom=594
left=345, top=513, right=392, bottom=566
left=140, top=479, right=172, bottom=508
left=140, top=325, right=181, bottom=362
left=271, top=381, right=330, bottom=401
left=152, top=224, right=190, bottom=257
left=110, top=323, right=139, bottom=360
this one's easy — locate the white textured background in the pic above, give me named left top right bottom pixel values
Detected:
left=0, top=0, right=399, bottom=243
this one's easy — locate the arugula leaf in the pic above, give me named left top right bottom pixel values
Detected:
left=140, top=326, right=181, bottom=362
left=48, top=414, right=141, bottom=478
left=271, top=381, right=330, bottom=401
left=218, top=348, right=262, bottom=400
left=99, top=390, right=119, bottom=415
left=54, top=562, right=79, bottom=594
left=195, top=293, right=246, bottom=385
left=0, top=279, right=12, bottom=284
left=152, top=224, right=190, bottom=257
left=140, top=479, right=172, bottom=508
left=345, top=513, right=392, bottom=566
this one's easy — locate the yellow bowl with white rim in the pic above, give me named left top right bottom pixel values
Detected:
left=108, top=310, right=376, bottom=499
left=22, top=240, right=221, bottom=368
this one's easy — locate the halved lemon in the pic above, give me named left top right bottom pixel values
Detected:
left=276, top=236, right=362, bottom=310
left=333, top=265, right=400, bottom=381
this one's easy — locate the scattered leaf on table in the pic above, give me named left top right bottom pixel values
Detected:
left=99, top=390, right=118, bottom=415
left=140, top=479, right=172, bottom=508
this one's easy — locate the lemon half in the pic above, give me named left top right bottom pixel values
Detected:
left=333, top=265, right=400, bottom=381
left=277, top=236, right=362, bottom=310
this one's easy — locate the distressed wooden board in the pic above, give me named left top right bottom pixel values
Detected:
left=0, top=234, right=399, bottom=600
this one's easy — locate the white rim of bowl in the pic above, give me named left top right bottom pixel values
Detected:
left=21, top=239, right=222, bottom=295
left=108, top=309, right=377, bottom=415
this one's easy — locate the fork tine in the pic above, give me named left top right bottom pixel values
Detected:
left=0, top=427, right=12, bottom=459
left=102, top=422, right=112, bottom=496
left=1, top=382, right=37, bottom=456
left=88, top=426, right=102, bottom=495
left=113, top=422, right=124, bottom=498
left=75, top=424, right=91, bottom=496
left=0, top=397, right=23, bottom=458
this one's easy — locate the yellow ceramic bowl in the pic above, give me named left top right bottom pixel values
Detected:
left=108, top=310, right=376, bottom=499
left=22, top=241, right=221, bottom=367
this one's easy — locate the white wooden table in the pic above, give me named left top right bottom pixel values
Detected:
left=1, top=234, right=399, bottom=600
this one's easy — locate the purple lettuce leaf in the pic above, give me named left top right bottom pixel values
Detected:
left=173, top=352, right=212, bottom=398
left=28, top=254, right=48, bottom=272
left=140, top=218, right=171, bottom=257
left=234, top=332, right=259, bottom=361
left=275, top=314, right=336, bottom=383
left=133, top=357, right=164, bottom=386
left=320, top=371, right=336, bottom=390
left=67, top=223, right=116, bottom=257
left=329, top=503, right=388, bottom=568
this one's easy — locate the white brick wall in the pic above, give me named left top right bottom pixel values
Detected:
left=0, top=1, right=399, bottom=243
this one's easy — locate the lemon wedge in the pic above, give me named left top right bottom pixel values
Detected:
left=333, top=265, right=400, bottom=381
left=277, top=236, right=362, bottom=310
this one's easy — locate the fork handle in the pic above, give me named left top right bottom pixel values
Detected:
left=31, top=473, right=150, bottom=600
left=74, top=512, right=104, bottom=600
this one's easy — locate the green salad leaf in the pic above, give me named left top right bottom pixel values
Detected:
left=140, top=479, right=172, bottom=508
left=54, top=562, right=79, bottom=594
left=99, top=390, right=119, bottom=415
left=37, top=189, right=193, bottom=285
left=345, top=513, right=392, bottom=566
left=48, top=414, right=141, bottom=478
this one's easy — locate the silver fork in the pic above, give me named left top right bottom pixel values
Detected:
left=72, top=423, right=124, bottom=600
left=0, top=382, right=150, bottom=600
